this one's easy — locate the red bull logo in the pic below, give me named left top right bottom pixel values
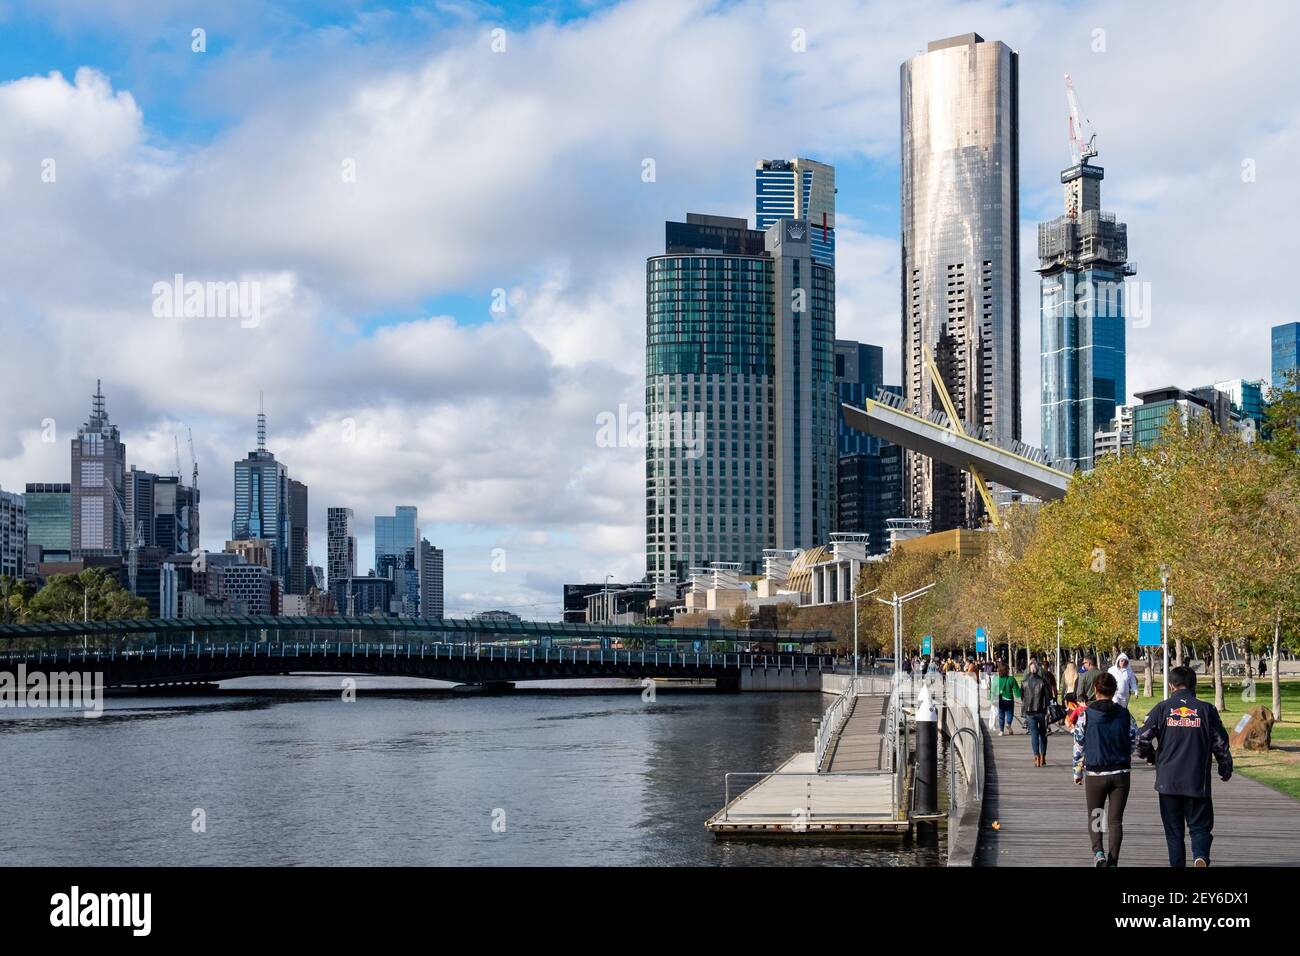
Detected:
left=1167, top=705, right=1200, bottom=728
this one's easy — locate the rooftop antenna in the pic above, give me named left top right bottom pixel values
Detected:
left=92, top=379, right=106, bottom=421
left=257, top=391, right=267, bottom=451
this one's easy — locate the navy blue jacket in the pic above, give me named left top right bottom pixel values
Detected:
left=1136, top=689, right=1233, bottom=798
left=1082, top=700, right=1135, bottom=772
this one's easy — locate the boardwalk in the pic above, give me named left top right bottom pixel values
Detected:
left=826, top=695, right=889, bottom=771
left=975, top=729, right=1300, bottom=866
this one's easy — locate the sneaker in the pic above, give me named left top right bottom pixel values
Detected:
left=1094, top=851, right=1107, bottom=867
left=997, top=730, right=1003, bottom=737
left=1193, top=858, right=1209, bottom=867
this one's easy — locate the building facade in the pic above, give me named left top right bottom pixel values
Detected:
left=418, top=537, right=444, bottom=619
left=287, top=477, right=309, bottom=594
left=231, top=406, right=289, bottom=585
left=1092, top=403, right=1134, bottom=462
left=901, top=34, right=1020, bottom=530
left=755, top=157, right=836, bottom=267
left=124, top=467, right=200, bottom=554
left=0, top=487, right=25, bottom=580
left=326, top=507, right=356, bottom=588
left=71, top=381, right=127, bottom=557
left=1037, top=144, right=1131, bottom=473
left=23, top=483, right=71, bottom=562
left=375, top=505, right=419, bottom=615
left=834, top=341, right=902, bottom=551
left=645, top=212, right=836, bottom=583
left=1272, top=322, right=1299, bottom=390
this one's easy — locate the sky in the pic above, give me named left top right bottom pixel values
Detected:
left=0, top=0, right=1295, bottom=618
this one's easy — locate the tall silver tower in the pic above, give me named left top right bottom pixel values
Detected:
left=900, top=33, right=1020, bottom=530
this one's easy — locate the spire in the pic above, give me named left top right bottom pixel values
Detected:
left=92, top=379, right=106, bottom=423
left=256, top=391, right=267, bottom=452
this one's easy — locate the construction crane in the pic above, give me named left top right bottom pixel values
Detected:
left=922, top=344, right=1001, bottom=528
left=1064, top=73, right=1097, bottom=166
left=186, top=427, right=198, bottom=491
left=173, top=435, right=182, bottom=479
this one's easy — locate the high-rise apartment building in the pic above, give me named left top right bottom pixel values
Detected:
left=1272, top=322, right=1299, bottom=390
left=286, top=477, right=309, bottom=594
left=23, top=483, right=71, bottom=562
left=755, top=158, right=836, bottom=267
left=71, top=381, right=127, bottom=557
left=326, top=507, right=356, bottom=588
left=1037, top=118, right=1131, bottom=472
left=419, top=537, right=444, bottom=619
left=0, top=486, right=25, bottom=580
left=375, top=505, right=419, bottom=615
left=645, top=212, right=836, bottom=583
left=901, top=34, right=1020, bottom=530
left=231, top=403, right=289, bottom=585
left=1092, top=404, right=1134, bottom=462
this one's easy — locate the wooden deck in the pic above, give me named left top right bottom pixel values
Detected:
left=825, top=695, right=889, bottom=772
left=975, top=727, right=1300, bottom=866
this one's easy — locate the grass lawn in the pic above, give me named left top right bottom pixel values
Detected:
left=1125, top=676, right=1300, bottom=801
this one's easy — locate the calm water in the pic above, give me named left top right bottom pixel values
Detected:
left=0, top=678, right=941, bottom=866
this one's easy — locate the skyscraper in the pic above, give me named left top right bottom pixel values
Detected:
left=125, top=467, right=200, bottom=553
left=22, top=483, right=71, bottom=562
left=71, top=380, right=127, bottom=557
left=326, top=506, right=356, bottom=589
left=834, top=340, right=902, bottom=551
left=1273, top=322, right=1299, bottom=390
left=419, top=537, right=444, bottom=619
left=0, top=486, right=25, bottom=580
left=375, top=505, right=419, bottom=615
left=645, top=212, right=836, bottom=583
left=287, top=478, right=309, bottom=594
left=231, top=402, right=289, bottom=585
left=1037, top=130, right=1131, bottom=472
left=755, top=158, right=836, bottom=267
left=901, top=34, right=1020, bottom=530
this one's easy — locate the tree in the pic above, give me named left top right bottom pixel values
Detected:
left=27, top=568, right=148, bottom=640
left=0, top=576, right=33, bottom=625
left=1261, top=368, right=1300, bottom=463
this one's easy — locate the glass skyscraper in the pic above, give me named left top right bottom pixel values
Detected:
left=1273, top=322, right=1299, bottom=390
left=23, top=483, right=71, bottom=560
left=1037, top=147, right=1132, bottom=472
left=901, top=34, right=1020, bottom=530
left=375, top=505, right=419, bottom=615
left=755, top=158, right=836, bottom=267
left=231, top=406, right=289, bottom=585
left=645, top=213, right=836, bottom=583
left=326, top=506, right=356, bottom=589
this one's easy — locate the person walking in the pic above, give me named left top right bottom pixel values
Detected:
left=1107, top=653, right=1139, bottom=709
left=1063, top=659, right=1079, bottom=701
left=993, top=662, right=1020, bottom=736
left=1022, top=661, right=1051, bottom=765
left=1076, top=656, right=1100, bottom=702
left=1136, top=666, right=1233, bottom=867
left=1073, top=672, right=1138, bottom=866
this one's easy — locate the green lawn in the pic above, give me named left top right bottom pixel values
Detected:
left=1125, top=677, right=1300, bottom=801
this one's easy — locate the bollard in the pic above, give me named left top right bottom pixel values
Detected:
left=915, top=685, right=939, bottom=842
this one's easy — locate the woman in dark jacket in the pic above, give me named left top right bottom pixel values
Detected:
left=1021, top=661, right=1051, bottom=765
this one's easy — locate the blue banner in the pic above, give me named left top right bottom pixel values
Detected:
left=921, top=635, right=932, bottom=656
left=975, top=627, right=987, bottom=652
left=1138, top=590, right=1163, bottom=646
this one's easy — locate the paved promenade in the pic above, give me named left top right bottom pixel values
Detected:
left=975, top=728, right=1300, bottom=866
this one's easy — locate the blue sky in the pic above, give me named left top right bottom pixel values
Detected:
left=0, top=0, right=1294, bottom=617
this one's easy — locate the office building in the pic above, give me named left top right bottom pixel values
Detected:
left=330, top=574, right=393, bottom=617
left=1092, top=404, right=1134, bottom=462
left=901, top=34, right=1020, bottom=530
left=1132, top=387, right=1244, bottom=448
left=834, top=341, right=903, bottom=551
left=215, top=562, right=274, bottom=615
left=1037, top=116, right=1132, bottom=473
left=0, top=486, right=25, bottom=580
left=71, top=380, right=127, bottom=557
left=231, top=402, right=289, bottom=585
left=124, top=467, right=200, bottom=554
left=645, top=212, right=836, bottom=582
left=1210, top=379, right=1265, bottom=431
left=755, top=157, right=836, bottom=267
left=23, top=483, right=71, bottom=563
left=326, top=507, right=356, bottom=588
left=1273, top=322, right=1299, bottom=390
left=286, top=478, right=309, bottom=594
left=375, top=505, right=419, bottom=615
left=418, top=537, right=444, bottom=619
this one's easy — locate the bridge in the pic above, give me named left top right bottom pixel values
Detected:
left=0, top=616, right=837, bottom=690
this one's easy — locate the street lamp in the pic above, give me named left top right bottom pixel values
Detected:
left=852, top=587, right=880, bottom=679
left=877, top=583, right=936, bottom=689
left=1159, top=564, right=1171, bottom=700
left=1056, top=615, right=1064, bottom=693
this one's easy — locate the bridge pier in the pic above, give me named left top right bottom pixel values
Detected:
left=737, top=668, right=823, bottom=692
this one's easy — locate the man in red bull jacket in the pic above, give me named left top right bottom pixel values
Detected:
left=1136, top=666, right=1233, bottom=867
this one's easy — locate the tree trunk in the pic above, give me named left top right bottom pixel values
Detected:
left=1273, top=611, right=1283, bottom=720
left=1211, top=634, right=1225, bottom=711
left=1175, top=637, right=1184, bottom=668
left=1142, top=648, right=1152, bottom=699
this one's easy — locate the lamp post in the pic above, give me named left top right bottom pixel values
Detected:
left=1160, top=565, right=1171, bottom=700
left=1056, top=616, right=1064, bottom=693
left=877, top=583, right=936, bottom=690
left=853, top=587, right=880, bottom=679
